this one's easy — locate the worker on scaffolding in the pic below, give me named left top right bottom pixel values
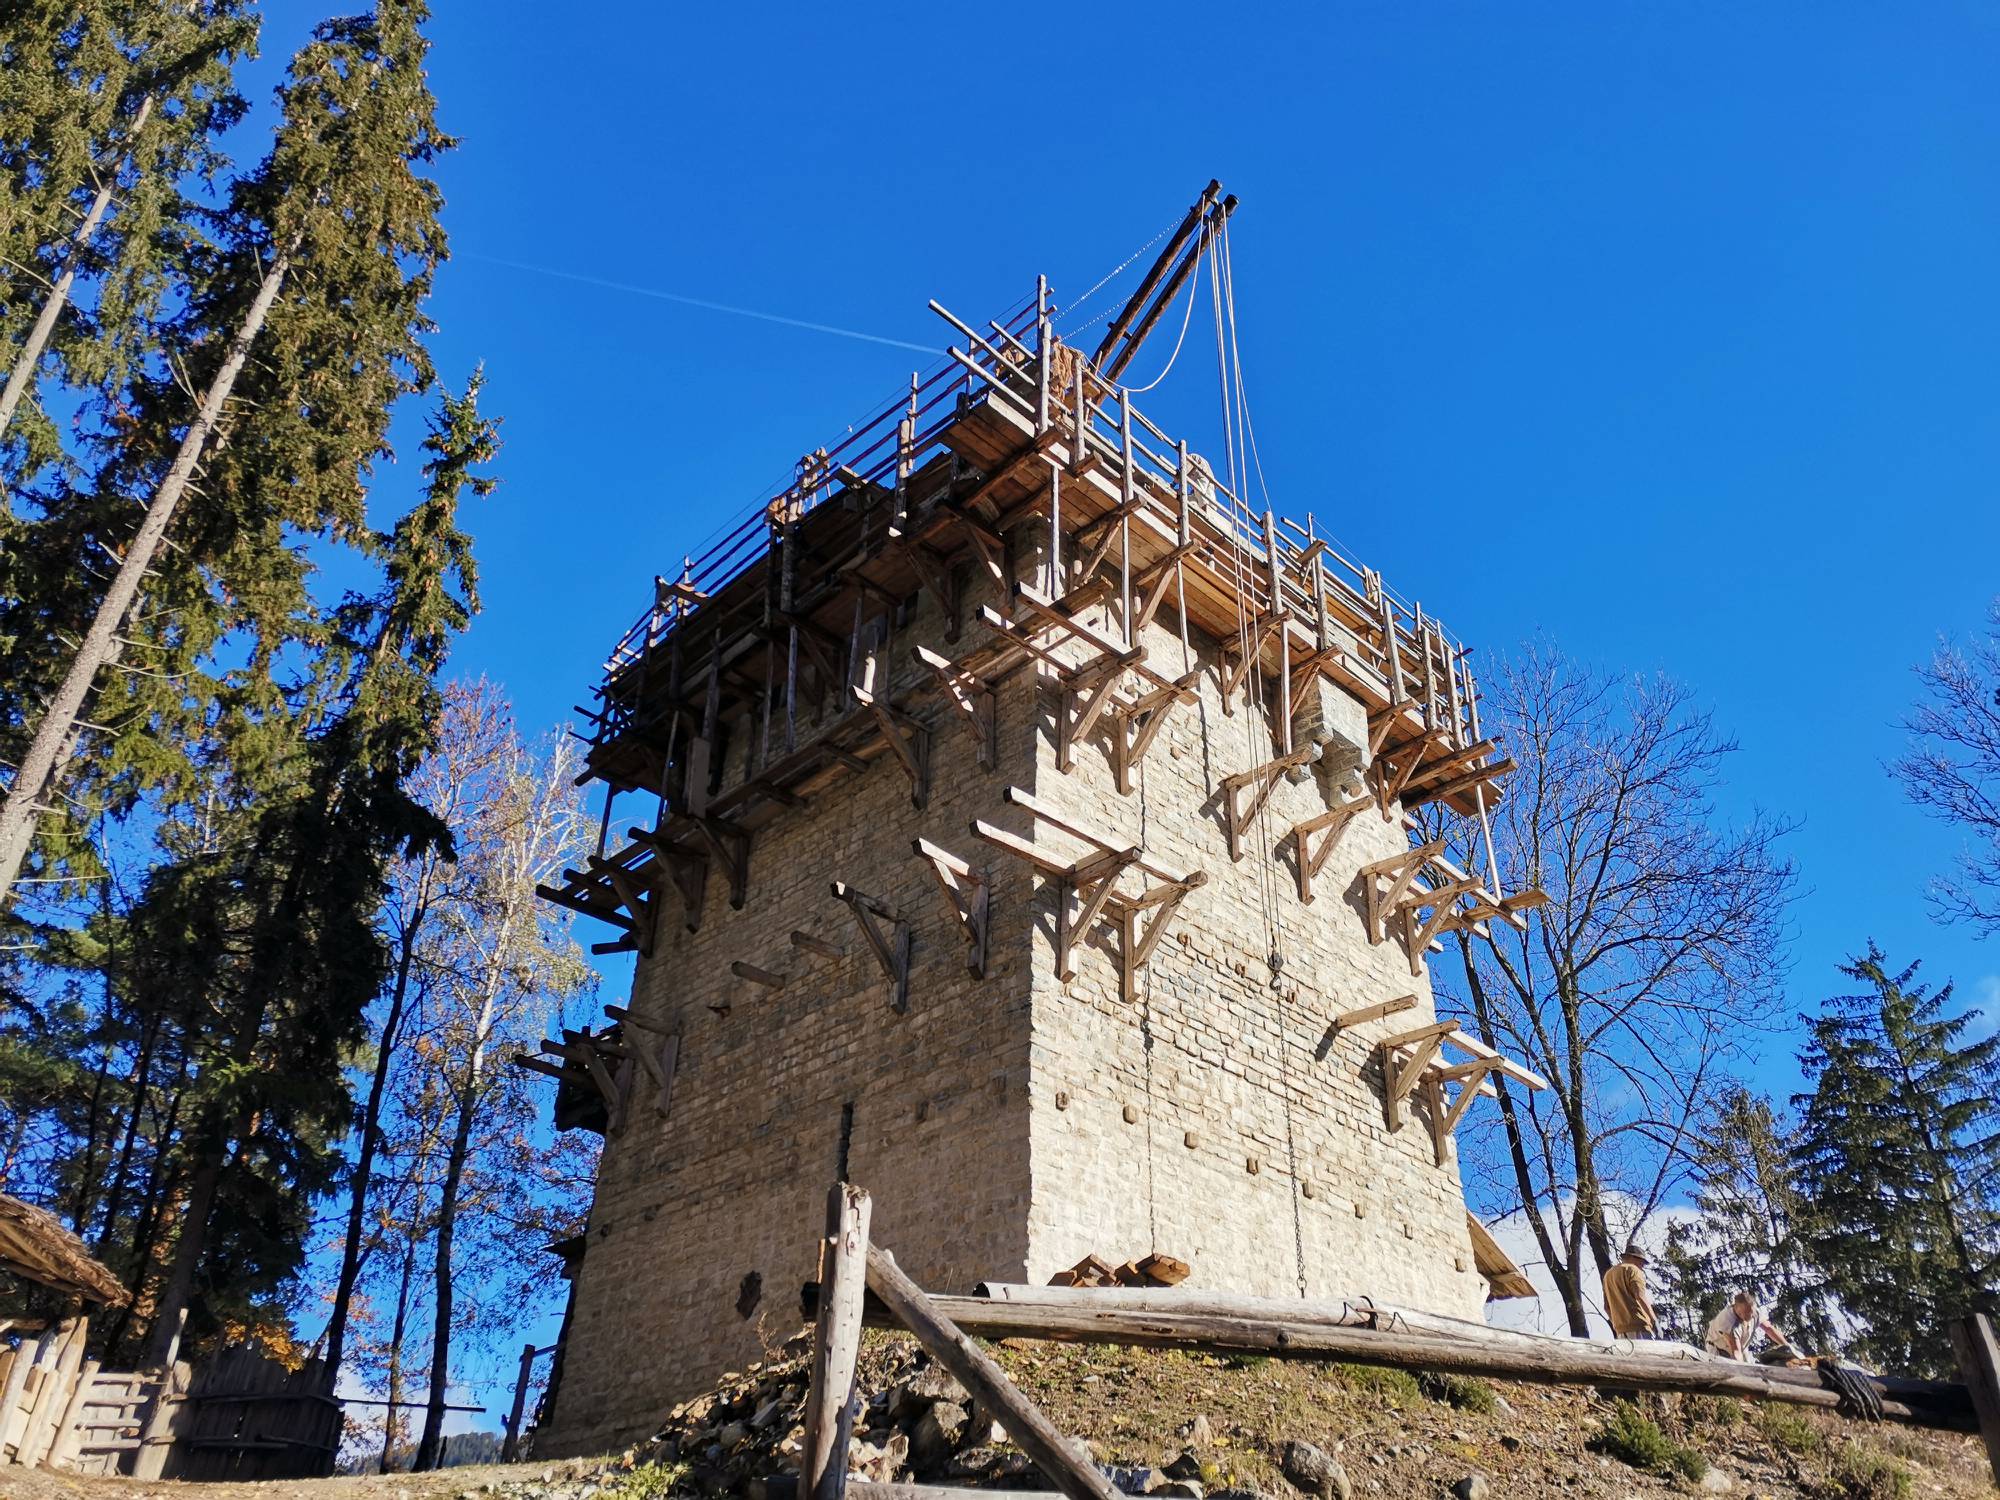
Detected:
left=1601, top=1243, right=1659, bottom=1341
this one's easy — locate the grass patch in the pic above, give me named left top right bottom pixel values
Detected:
left=1593, top=1400, right=1709, bottom=1482
left=1332, top=1363, right=1423, bottom=1404
left=1685, top=1394, right=1742, bottom=1428
left=1223, top=1352, right=1273, bottom=1371
left=1415, top=1371, right=1498, bottom=1413
left=602, top=1462, right=689, bottom=1500
left=1826, top=1442, right=1912, bottom=1500
left=1753, top=1403, right=1821, bottom=1454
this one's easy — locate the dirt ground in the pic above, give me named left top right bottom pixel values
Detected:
left=5, top=1334, right=1994, bottom=1500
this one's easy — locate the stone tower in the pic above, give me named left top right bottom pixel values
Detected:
left=529, top=278, right=1542, bottom=1459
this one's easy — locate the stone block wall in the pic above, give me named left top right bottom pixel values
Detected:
left=544, top=572, right=1040, bottom=1459
left=543, top=553, right=1483, bottom=1459
left=1017, top=592, right=1483, bottom=1314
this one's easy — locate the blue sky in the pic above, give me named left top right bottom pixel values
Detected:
left=242, top=0, right=1997, bottom=1422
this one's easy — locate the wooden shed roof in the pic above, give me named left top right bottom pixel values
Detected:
left=0, top=1192, right=128, bottom=1306
left=1466, top=1214, right=1537, bottom=1301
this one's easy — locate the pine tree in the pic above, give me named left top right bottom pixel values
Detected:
left=1655, top=1088, right=1840, bottom=1353
left=1793, top=944, right=2000, bottom=1375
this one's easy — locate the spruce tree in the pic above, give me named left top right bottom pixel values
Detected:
left=322, top=370, right=497, bottom=1383
left=1793, top=944, right=2000, bottom=1375
left=1655, top=1088, right=1840, bottom=1352
left=0, top=0, right=255, bottom=475
left=0, top=0, right=452, bottom=908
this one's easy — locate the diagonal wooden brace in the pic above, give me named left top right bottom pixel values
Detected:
left=1291, top=791, right=1373, bottom=903
left=692, top=816, right=751, bottom=911
left=1107, top=670, right=1199, bottom=795
left=913, top=646, right=997, bottom=769
left=1112, top=874, right=1206, bottom=1004
left=914, top=838, right=991, bottom=978
left=1218, top=609, right=1287, bottom=714
left=592, top=856, right=659, bottom=958
left=1221, top=746, right=1316, bottom=861
left=831, top=881, right=912, bottom=1014
left=853, top=686, right=932, bottom=808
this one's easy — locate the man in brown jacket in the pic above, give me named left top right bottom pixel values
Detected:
left=1602, top=1243, right=1659, bottom=1339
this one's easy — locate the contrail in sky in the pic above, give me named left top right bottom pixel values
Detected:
left=465, top=253, right=937, bottom=354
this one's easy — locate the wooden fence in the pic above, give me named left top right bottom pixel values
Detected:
left=0, top=1324, right=341, bottom=1481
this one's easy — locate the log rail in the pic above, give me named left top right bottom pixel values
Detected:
left=795, top=1184, right=2000, bottom=1500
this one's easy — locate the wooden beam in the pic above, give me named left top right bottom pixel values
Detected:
left=864, top=1248, right=1119, bottom=1500
left=731, top=960, right=788, bottom=990
left=1951, top=1315, right=2000, bottom=1486
left=792, top=930, right=846, bottom=960
left=1332, top=995, right=1417, bottom=1031
left=832, top=1288, right=1967, bottom=1430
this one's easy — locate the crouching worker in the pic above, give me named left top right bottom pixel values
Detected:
left=1705, top=1292, right=1784, bottom=1361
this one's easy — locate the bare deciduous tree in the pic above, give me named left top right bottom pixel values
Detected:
left=1438, top=644, right=1796, bottom=1335
left=1892, top=600, right=2000, bottom=934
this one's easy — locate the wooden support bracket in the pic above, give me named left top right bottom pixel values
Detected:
left=630, top=824, right=716, bottom=931
left=890, top=527, right=962, bottom=642
left=541, top=1029, right=634, bottom=1135
left=1291, top=789, right=1373, bottom=903
left=970, top=787, right=1204, bottom=994
left=1218, top=609, right=1287, bottom=713
left=914, top=645, right=998, bottom=770
left=590, top=855, right=660, bottom=958
left=1107, top=671, right=1199, bottom=795
left=1221, top=746, right=1315, bottom=861
left=831, top=881, right=913, bottom=1014
left=853, top=686, right=932, bottom=808
left=692, top=816, right=751, bottom=911
left=1113, top=874, right=1205, bottom=1005
left=603, top=1004, right=680, bottom=1117
left=732, top=960, right=788, bottom=990
left=1378, top=1021, right=1546, bottom=1163
left=914, top=837, right=991, bottom=978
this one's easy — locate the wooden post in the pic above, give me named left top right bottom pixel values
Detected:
left=802, top=1184, right=872, bottom=1500
left=864, top=1247, right=1117, bottom=1500
left=19, top=1315, right=85, bottom=1467
left=0, top=1328, right=40, bottom=1459
left=1949, top=1313, right=2000, bottom=1485
left=130, top=1333, right=188, bottom=1483
left=501, top=1342, right=538, bottom=1463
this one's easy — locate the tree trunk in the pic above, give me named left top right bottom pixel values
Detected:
left=0, top=96, right=155, bottom=452
left=413, top=1074, right=479, bottom=1471
left=0, top=241, right=291, bottom=908
left=323, top=902, right=427, bottom=1383
left=92, top=1011, right=160, bottom=1255
left=382, top=1230, right=418, bottom=1473
left=143, top=1147, right=220, bottom=1365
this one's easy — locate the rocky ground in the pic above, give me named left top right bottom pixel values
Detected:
left=12, top=1333, right=1994, bottom=1500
